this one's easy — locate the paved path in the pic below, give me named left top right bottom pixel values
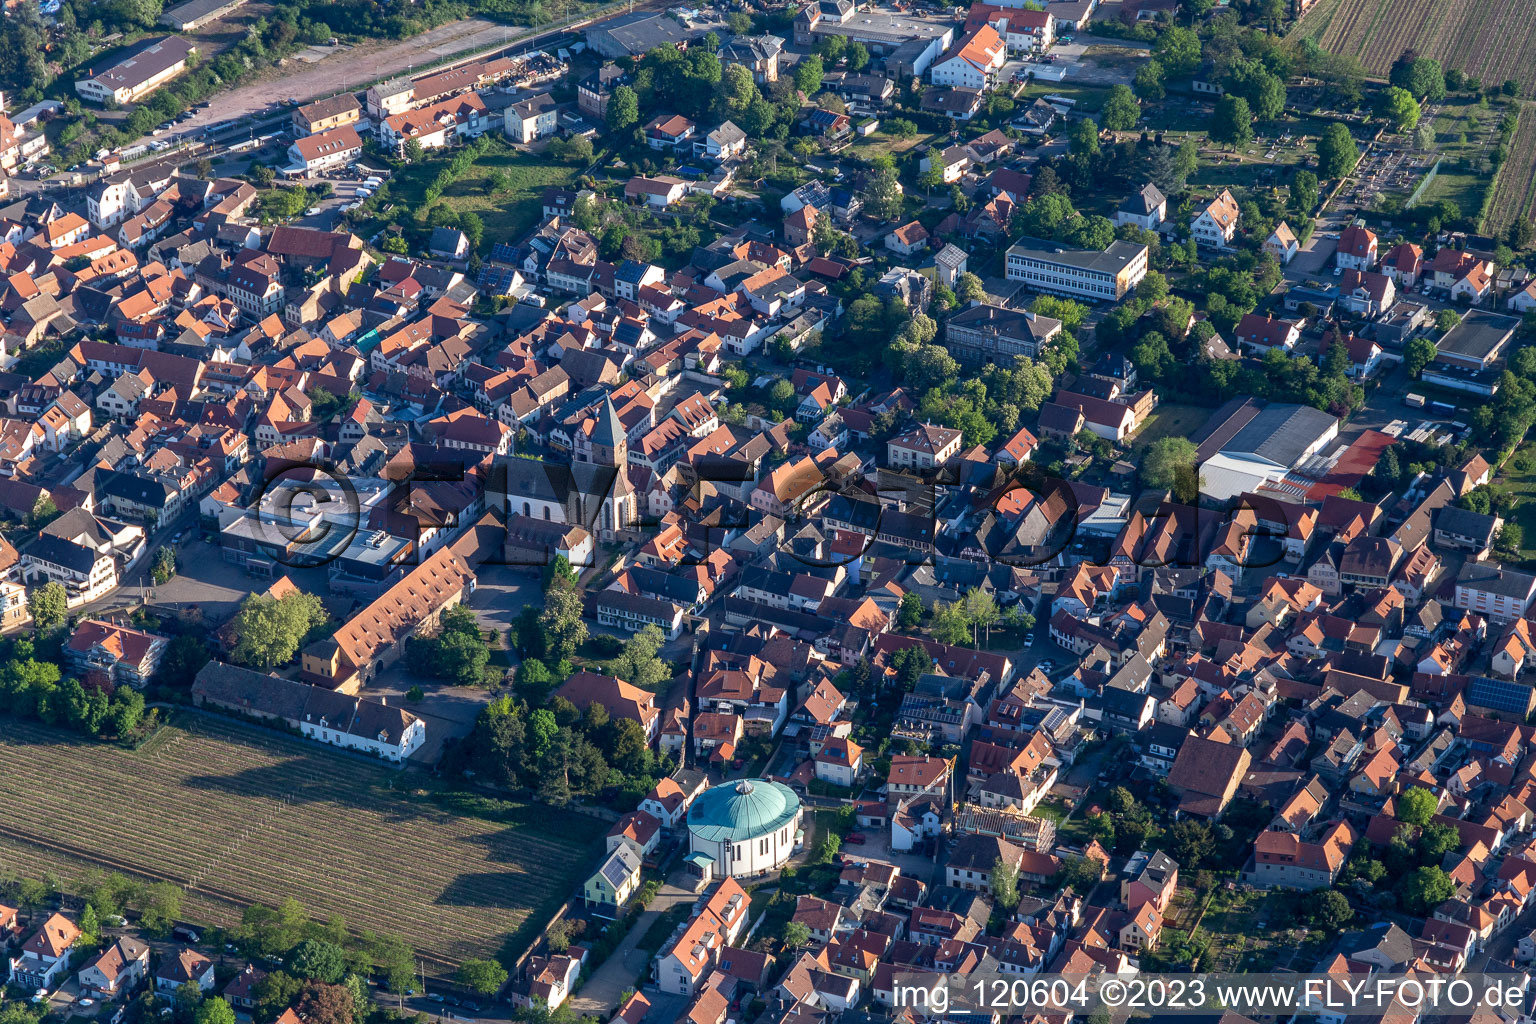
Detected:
left=568, top=882, right=694, bottom=1017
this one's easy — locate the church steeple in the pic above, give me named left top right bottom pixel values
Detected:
left=591, top=396, right=626, bottom=468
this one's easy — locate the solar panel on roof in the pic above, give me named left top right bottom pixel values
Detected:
left=489, top=242, right=519, bottom=263
left=477, top=265, right=518, bottom=295
left=1467, top=675, right=1533, bottom=714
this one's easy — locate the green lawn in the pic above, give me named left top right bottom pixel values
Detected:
left=1490, top=443, right=1536, bottom=565
left=1129, top=401, right=1211, bottom=452
left=1020, top=80, right=1110, bottom=114
left=1417, top=97, right=1501, bottom=214
left=361, top=140, right=584, bottom=254
left=849, top=128, right=939, bottom=160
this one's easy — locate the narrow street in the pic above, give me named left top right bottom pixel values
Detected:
left=567, top=879, right=694, bottom=1017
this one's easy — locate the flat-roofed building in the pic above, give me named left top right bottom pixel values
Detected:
left=75, top=37, right=197, bottom=104
left=1005, top=234, right=1147, bottom=301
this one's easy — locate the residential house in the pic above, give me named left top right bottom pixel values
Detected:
left=76, top=938, right=150, bottom=1001
left=584, top=844, right=643, bottom=913
left=929, top=25, right=1006, bottom=92
left=1336, top=224, right=1378, bottom=271
left=505, top=94, right=559, bottom=144
left=1264, top=222, right=1299, bottom=264
left=1191, top=189, right=1240, bottom=248
left=155, top=949, right=214, bottom=995
left=8, top=914, right=82, bottom=990
left=1115, top=183, right=1166, bottom=231
left=64, top=619, right=169, bottom=688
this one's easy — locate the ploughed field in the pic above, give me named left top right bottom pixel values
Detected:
left=1289, top=0, right=1536, bottom=100
left=0, top=715, right=599, bottom=967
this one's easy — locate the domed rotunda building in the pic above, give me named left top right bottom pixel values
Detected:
left=685, top=778, right=804, bottom=880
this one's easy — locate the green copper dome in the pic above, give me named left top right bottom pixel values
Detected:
left=687, top=779, right=801, bottom=843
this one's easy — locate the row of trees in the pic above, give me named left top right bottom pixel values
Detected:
left=929, top=589, right=1034, bottom=649
left=0, top=639, right=147, bottom=739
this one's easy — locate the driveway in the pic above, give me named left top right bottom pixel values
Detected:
left=853, top=825, right=944, bottom=889
left=464, top=563, right=546, bottom=640
left=1285, top=230, right=1337, bottom=281
left=567, top=882, right=695, bottom=1018
left=367, top=667, right=493, bottom=764
left=1047, top=36, right=1148, bottom=87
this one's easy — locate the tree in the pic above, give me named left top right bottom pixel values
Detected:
left=1396, top=786, right=1438, bottom=826
left=1377, top=86, right=1421, bottom=132
left=1133, top=60, right=1166, bottom=101
left=1317, top=123, right=1360, bottom=179
left=863, top=162, right=903, bottom=221
left=1167, top=820, right=1213, bottom=868
left=1309, top=890, right=1353, bottom=931
left=1393, top=55, right=1446, bottom=102
left=782, top=921, right=811, bottom=948
left=457, top=959, right=508, bottom=996
left=538, top=576, right=587, bottom=663
left=407, top=604, right=491, bottom=686
left=79, top=903, right=100, bottom=945
left=195, top=999, right=237, bottom=1024
left=298, top=983, right=353, bottom=1024
left=795, top=54, right=823, bottom=95
left=1069, top=118, right=1100, bottom=158
left=605, top=624, right=671, bottom=689
left=963, top=588, right=999, bottom=647
left=27, top=582, right=66, bottom=633
left=991, top=857, right=1020, bottom=910
left=1154, top=26, right=1201, bottom=77
left=403, top=139, right=425, bottom=163
left=550, top=134, right=594, bottom=164
left=230, top=591, right=327, bottom=669
left=1210, top=95, right=1254, bottom=146
left=1058, top=855, right=1103, bottom=894
left=1404, top=335, right=1438, bottom=378
left=1142, top=437, right=1198, bottom=499
left=152, top=546, right=177, bottom=585
left=1399, top=865, right=1454, bottom=915
left=174, top=982, right=205, bottom=1024
left=1290, top=169, right=1319, bottom=214
left=898, top=591, right=923, bottom=629
left=1418, top=822, right=1461, bottom=861
left=1101, top=84, right=1140, bottom=131
left=607, top=85, right=638, bottom=132
left=1435, top=308, right=1462, bottom=332
left=955, top=272, right=987, bottom=304
left=1137, top=270, right=1170, bottom=305
left=28, top=495, right=58, bottom=528
left=846, top=41, right=869, bottom=71
left=288, top=940, right=347, bottom=984
left=1132, top=331, right=1175, bottom=383
left=930, top=600, right=971, bottom=646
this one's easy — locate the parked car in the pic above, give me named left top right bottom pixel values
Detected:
left=845, top=832, right=866, bottom=845
left=1024, top=634, right=1035, bottom=647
